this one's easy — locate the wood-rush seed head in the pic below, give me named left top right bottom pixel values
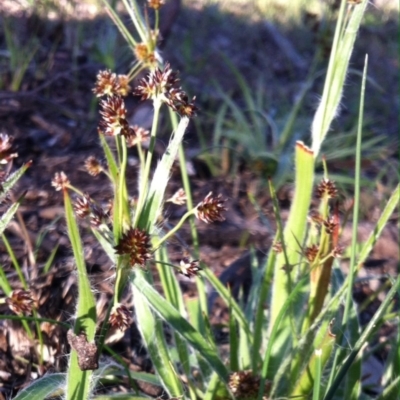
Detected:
left=316, top=178, right=338, bottom=199
left=6, top=289, right=35, bottom=316
left=195, top=192, right=227, bottom=223
left=109, top=303, right=131, bottom=331
left=114, top=228, right=152, bottom=267
left=51, top=171, right=70, bottom=191
left=178, top=258, right=201, bottom=278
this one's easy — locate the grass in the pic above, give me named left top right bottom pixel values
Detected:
left=0, top=0, right=398, bottom=399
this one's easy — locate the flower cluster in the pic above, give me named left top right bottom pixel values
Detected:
left=73, top=194, right=107, bottom=228
left=316, top=178, right=338, bottom=199
left=134, top=63, right=198, bottom=117
left=99, top=95, right=133, bottom=137
left=51, top=171, right=70, bottom=191
left=304, top=244, right=319, bottom=262
left=195, top=192, right=227, bottom=224
left=0, top=133, right=18, bottom=165
left=84, top=156, right=103, bottom=176
left=6, top=289, right=35, bottom=316
left=134, top=43, right=157, bottom=67
left=93, top=70, right=131, bottom=97
left=228, top=370, right=271, bottom=400
left=178, top=258, right=201, bottom=278
left=114, top=227, right=153, bottom=267
left=109, top=303, right=132, bottom=331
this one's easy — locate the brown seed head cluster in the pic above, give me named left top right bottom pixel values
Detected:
left=74, top=195, right=106, bottom=228
left=228, top=370, right=270, bottom=400
left=167, top=188, right=187, bottom=205
left=195, top=192, right=227, bottom=224
left=51, top=171, right=70, bottom=191
left=134, top=43, right=157, bottom=67
left=332, top=245, right=344, bottom=258
left=6, top=289, right=35, bottom=316
left=114, top=227, right=153, bottom=267
left=84, top=156, right=103, bottom=176
left=178, top=258, right=201, bottom=278
left=323, top=216, right=338, bottom=235
left=109, top=303, right=132, bottom=331
left=126, top=125, right=150, bottom=147
left=147, top=0, right=165, bottom=10
left=99, top=95, right=133, bottom=137
left=305, top=244, right=319, bottom=262
left=93, top=70, right=131, bottom=97
left=134, top=63, right=198, bottom=117
left=0, top=133, right=18, bottom=165
left=316, top=178, right=338, bottom=199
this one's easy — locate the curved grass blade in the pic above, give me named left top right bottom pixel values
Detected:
left=13, top=373, right=65, bottom=400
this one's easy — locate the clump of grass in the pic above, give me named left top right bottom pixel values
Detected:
left=1, top=1, right=399, bottom=399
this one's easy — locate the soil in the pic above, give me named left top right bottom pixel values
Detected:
left=0, top=1, right=398, bottom=398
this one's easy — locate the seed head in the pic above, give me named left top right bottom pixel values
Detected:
left=134, top=63, right=198, bottom=117
left=51, top=171, right=70, bottom=191
left=195, top=192, right=227, bottom=224
left=0, top=133, right=18, bottom=164
left=167, top=188, right=187, bottom=205
left=6, top=289, right=35, bottom=316
left=134, top=43, right=156, bottom=67
left=304, top=244, right=319, bottom=262
left=332, top=245, right=344, bottom=258
left=228, top=370, right=270, bottom=400
left=109, top=303, right=131, bottom=331
left=148, top=0, right=165, bottom=10
left=114, top=227, right=152, bottom=267
left=93, top=70, right=120, bottom=97
left=125, top=125, right=150, bottom=147
left=178, top=258, right=201, bottom=278
left=323, top=216, right=338, bottom=235
left=84, top=156, right=103, bottom=176
left=316, top=178, right=338, bottom=199
left=99, top=95, right=131, bottom=137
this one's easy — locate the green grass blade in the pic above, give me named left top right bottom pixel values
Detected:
left=63, top=189, right=96, bottom=400
left=0, top=202, right=20, bottom=236
left=138, top=117, right=189, bottom=230
left=0, top=161, right=31, bottom=202
left=132, top=273, right=184, bottom=396
left=13, top=373, right=65, bottom=400
left=323, top=275, right=400, bottom=400
left=130, top=271, right=229, bottom=382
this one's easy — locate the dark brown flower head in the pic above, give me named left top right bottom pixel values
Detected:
left=109, top=303, right=132, bottom=331
left=0, top=133, right=18, bottom=164
left=305, top=244, right=319, bottom=262
left=134, top=63, right=197, bottom=117
left=99, top=95, right=130, bottom=137
left=134, top=63, right=179, bottom=101
left=316, top=178, right=338, bottom=199
left=228, top=370, right=271, bottom=400
left=148, top=0, right=165, bottom=10
left=84, top=156, right=103, bottom=176
left=272, top=241, right=283, bottom=253
left=309, top=212, right=323, bottom=225
left=51, top=171, right=70, bottom=191
left=6, top=289, right=35, bottom=316
left=126, top=125, right=150, bottom=147
left=165, top=89, right=198, bottom=117
left=114, top=227, right=152, bottom=267
left=332, top=245, right=344, bottom=258
left=195, top=192, right=227, bottom=224
left=134, top=43, right=156, bottom=67
left=323, top=216, right=338, bottom=235
left=93, top=70, right=120, bottom=97
left=167, top=188, right=187, bottom=205
left=178, top=258, right=201, bottom=278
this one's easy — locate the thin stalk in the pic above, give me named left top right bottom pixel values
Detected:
left=134, top=99, right=162, bottom=227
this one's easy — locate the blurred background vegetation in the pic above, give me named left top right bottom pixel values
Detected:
left=0, top=0, right=398, bottom=190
